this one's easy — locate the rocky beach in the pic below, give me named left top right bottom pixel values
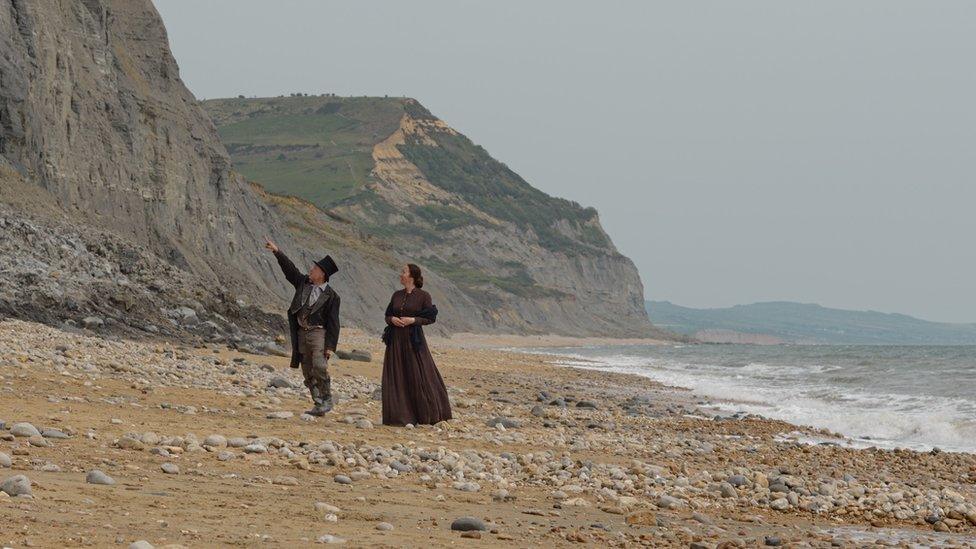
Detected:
left=2, top=319, right=976, bottom=548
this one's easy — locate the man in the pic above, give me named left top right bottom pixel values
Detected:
left=264, top=237, right=340, bottom=416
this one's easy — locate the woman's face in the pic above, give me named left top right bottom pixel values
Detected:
left=399, top=264, right=411, bottom=287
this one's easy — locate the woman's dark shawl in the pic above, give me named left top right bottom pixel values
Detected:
left=382, top=304, right=438, bottom=348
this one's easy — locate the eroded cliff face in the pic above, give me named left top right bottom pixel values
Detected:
left=207, top=96, right=659, bottom=337
left=0, top=0, right=291, bottom=301
left=341, top=109, right=652, bottom=336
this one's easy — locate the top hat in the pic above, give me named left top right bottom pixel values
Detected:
left=314, top=255, right=339, bottom=278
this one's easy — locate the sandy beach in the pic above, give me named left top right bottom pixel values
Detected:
left=2, top=319, right=976, bottom=548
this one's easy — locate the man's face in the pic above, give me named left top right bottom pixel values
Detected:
left=309, top=264, right=326, bottom=285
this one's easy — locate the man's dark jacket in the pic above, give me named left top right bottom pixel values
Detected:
left=273, top=250, right=340, bottom=368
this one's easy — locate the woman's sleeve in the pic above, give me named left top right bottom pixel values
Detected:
left=414, top=292, right=435, bottom=326
left=384, top=294, right=397, bottom=326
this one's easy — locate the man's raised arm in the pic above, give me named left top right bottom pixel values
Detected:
left=265, top=237, right=304, bottom=288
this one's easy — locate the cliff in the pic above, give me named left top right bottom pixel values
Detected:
left=205, top=96, right=660, bottom=336
left=0, top=0, right=662, bottom=338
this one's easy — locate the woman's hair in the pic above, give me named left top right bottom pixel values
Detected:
left=407, top=263, right=424, bottom=289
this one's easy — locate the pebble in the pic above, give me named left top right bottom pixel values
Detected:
left=1, top=474, right=32, bottom=497
left=316, top=534, right=345, bottom=544
left=216, top=451, right=235, bottom=461
left=129, top=542, right=154, bottom=549
left=375, top=522, right=393, bottom=531
left=28, top=436, right=51, bottom=447
left=719, top=482, right=738, bottom=498
left=10, top=422, right=40, bottom=437
left=315, top=502, right=341, bottom=514
left=86, top=470, right=116, bottom=485
left=268, top=377, right=297, bottom=389
left=355, top=419, right=373, bottom=429
left=203, top=434, right=227, bottom=447
left=334, top=475, right=352, bottom=485
left=453, top=481, right=480, bottom=492
left=243, top=444, right=267, bottom=454
left=657, top=495, right=684, bottom=509
left=273, top=475, right=299, bottom=486
left=116, top=437, right=145, bottom=451
left=0, top=453, right=10, bottom=468
left=267, top=411, right=294, bottom=420
left=160, top=463, right=180, bottom=475
left=450, top=516, right=487, bottom=531
left=727, top=474, right=748, bottom=487
left=41, top=428, right=70, bottom=439
left=485, top=417, right=520, bottom=429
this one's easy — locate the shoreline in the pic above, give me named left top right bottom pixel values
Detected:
left=2, top=318, right=976, bottom=547
left=434, top=331, right=674, bottom=349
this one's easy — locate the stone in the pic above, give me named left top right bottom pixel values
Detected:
left=315, top=502, right=341, bottom=514
left=657, top=495, right=684, bottom=509
left=450, top=517, right=487, bottom=531
left=530, top=405, right=546, bottom=417
left=336, top=349, right=372, bottom=362
left=769, top=498, right=789, bottom=511
left=1, top=475, right=32, bottom=497
left=764, top=536, right=782, bottom=546
left=274, top=476, right=299, bottom=486
left=625, top=510, right=656, bottom=526
left=216, top=451, right=235, bottom=461
left=267, top=411, right=294, bottom=420
left=10, top=423, right=40, bottom=437
left=129, top=542, right=154, bottom=549
left=160, top=463, right=180, bottom=475
left=334, top=475, right=352, bottom=485
left=355, top=419, right=373, bottom=429
left=243, top=444, right=267, bottom=454
left=727, top=474, right=748, bottom=487
left=389, top=460, right=412, bottom=473
left=41, top=428, right=70, bottom=439
left=453, top=481, right=480, bottom=492
left=82, top=316, right=104, bottom=329
left=86, top=470, right=116, bottom=485
left=754, top=472, right=769, bottom=488
left=486, top=417, right=520, bottom=429
left=268, top=377, right=297, bottom=389
left=203, top=435, right=227, bottom=447
left=0, top=453, right=11, bottom=468
left=117, top=437, right=145, bottom=451
left=460, top=532, right=481, bottom=539
left=375, top=522, right=394, bottom=531
left=576, top=400, right=598, bottom=409
left=719, top=482, right=738, bottom=498
left=28, top=436, right=51, bottom=447
left=316, top=534, right=346, bottom=544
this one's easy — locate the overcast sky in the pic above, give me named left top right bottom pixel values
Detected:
left=155, top=1, right=976, bottom=323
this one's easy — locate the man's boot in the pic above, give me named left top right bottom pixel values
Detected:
left=309, top=379, right=333, bottom=415
left=305, top=386, right=326, bottom=417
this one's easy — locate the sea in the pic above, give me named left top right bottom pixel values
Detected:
left=527, top=344, right=976, bottom=453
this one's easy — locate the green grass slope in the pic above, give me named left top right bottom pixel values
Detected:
left=204, top=96, right=405, bottom=206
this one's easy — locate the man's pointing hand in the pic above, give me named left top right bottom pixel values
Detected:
left=264, top=237, right=279, bottom=254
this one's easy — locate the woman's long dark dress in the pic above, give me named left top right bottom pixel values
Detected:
left=382, top=288, right=453, bottom=426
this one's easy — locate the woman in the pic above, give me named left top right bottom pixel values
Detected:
left=381, top=264, right=452, bottom=426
